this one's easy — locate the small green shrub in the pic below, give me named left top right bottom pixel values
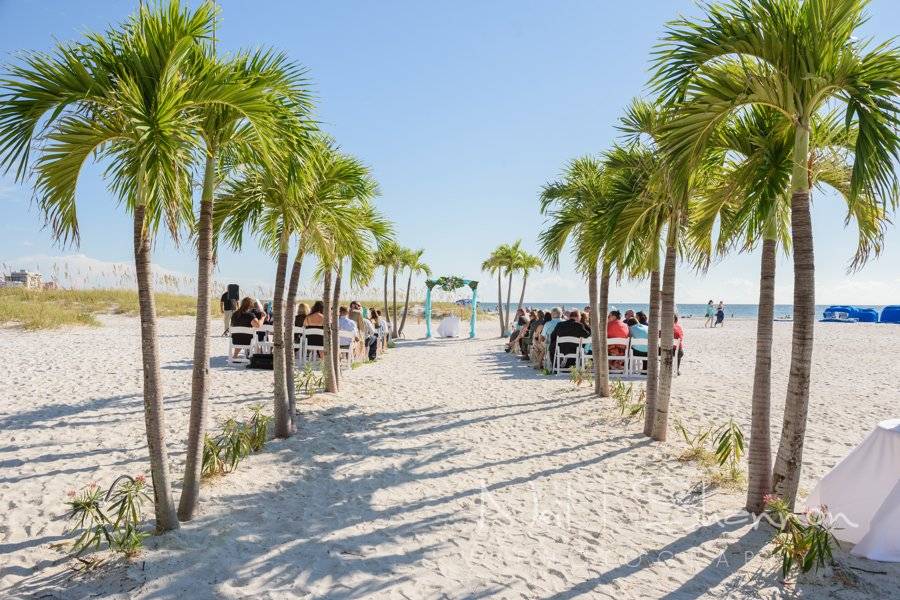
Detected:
left=295, top=363, right=324, bottom=397
left=246, top=404, right=272, bottom=452
left=202, top=406, right=272, bottom=479
left=202, top=433, right=226, bottom=478
left=765, top=495, right=838, bottom=579
left=611, top=382, right=645, bottom=420
left=64, top=475, right=150, bottom=558
left=570, top=366, right=593, bottom=388
left=674, top=419, right=715, bottom=465
left=713, top=418, right=745, bottom=481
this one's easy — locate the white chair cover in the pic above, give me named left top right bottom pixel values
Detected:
left=806, top=418, right=900, bottom=562
left=437, top=316, right=461, bottom=337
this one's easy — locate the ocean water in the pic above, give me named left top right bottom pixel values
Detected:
left=478, top=302, right=886, bottom=320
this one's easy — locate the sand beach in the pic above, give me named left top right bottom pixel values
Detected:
left=1, top=315, right=898, bottom=599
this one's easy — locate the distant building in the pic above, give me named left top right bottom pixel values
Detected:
left=3, top=270, right=42, bottom=289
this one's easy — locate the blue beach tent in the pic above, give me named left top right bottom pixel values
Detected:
left=880, top=306, right=900, bottom=324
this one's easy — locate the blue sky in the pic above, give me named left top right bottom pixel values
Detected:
left=1, top=0, right=898, bottom=305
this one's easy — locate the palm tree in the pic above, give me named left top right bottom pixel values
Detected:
left=603, top=100, right=695, bottom=441
left=495, top=241, right=522, bottom=332
left=179, top=46, right=312, bottom=522
left=480, top=251, right=506, bottom=337
left=317, top=192, right=390, bottom=391
left=215, top=136, right=312, bottom=439
left=513, top=251, right=543, bottom=313
left=539, top=157, right=612, bottom=397
left=654, top=0, right=900, bottom=507
left=398, top=248, right=431, bottom=337
left=280, top=140, right=381, bottom=420
left=374, top=240, right=401, bottom=336
left=0, top=0, right=232, bottom=532
left=691, top=108, right=889, bottom=513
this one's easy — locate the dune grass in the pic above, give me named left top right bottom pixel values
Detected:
left=0, top=287, right=201, bottom=330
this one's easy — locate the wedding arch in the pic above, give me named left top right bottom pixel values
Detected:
left=424, top=276, right=478, bottom=339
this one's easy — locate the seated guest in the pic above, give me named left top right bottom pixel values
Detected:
left=624, top=309, right=636, bottom=323
left=303, top=301, right=325, bottom=354
left=338, top=306, right=360, bottom=347
left=508, top=315, right=530, bottom=353
left=674, top=314, right=685, bottom=376
left=353, top=308, right=377, bottom=361
left=541, top=307, right=563, bottom=346
left=550, top=309, right=591, bottom=367
left=374, top=310, right=389, bottom=351
left=606, top=310, right=629, bottom=370
left=626, top=315, right=649, bottom=371
left=521, top=309, right=541, bottom=359
left=230, top=297, right=263, bottom=358
left=295, top=302, right=310, bottom=327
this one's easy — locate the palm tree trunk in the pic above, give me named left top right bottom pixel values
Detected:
left=398, top=271, right=413, bottom=336
left=773, top=124, right=814, bottom=508
left=643, top=268, right=661, bottom=437
left=322, top=269, right=337, bottom=393
left=746, top=236, right=776, bottom=513
left=391, top=267, right=399, bottom=338
left=591, top=261, right=610, bottom=397
left=651, top=240, right=677, bottom=442
left=382, top=267, right=389, bottom=333
left=271, top=231, right=290, bottom=439
left=497, top=272, right=505, bottom=337
left=505, top=271, right=514, bottom=333
left=331, top=265, right=342, bottom=389
left=178, top=148, right=216, bottom=522
left=283, top=248, right=303, bottom=432
left=516, top=275, right=527, bottom=313
left=133, top=204, right=178, bottom=532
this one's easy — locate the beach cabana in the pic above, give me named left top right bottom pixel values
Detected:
left=880, top=306, right=900, bottom=324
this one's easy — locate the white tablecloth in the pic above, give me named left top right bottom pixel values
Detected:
left=437, top=316, right=461, bottom=338
left=806, top=418, right=900, bottom=562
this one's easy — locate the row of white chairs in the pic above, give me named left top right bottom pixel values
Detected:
left=548, top=336, right=661, bottom=378
left=228, top=325, right=357, bottom=371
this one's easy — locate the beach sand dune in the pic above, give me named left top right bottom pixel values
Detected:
left=0, top=316, right=897, bottom=598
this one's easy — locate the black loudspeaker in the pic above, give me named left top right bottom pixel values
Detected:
left=227, top=283, right=239, bottom=301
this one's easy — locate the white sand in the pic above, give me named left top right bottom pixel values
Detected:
left=0, top=315, right=898, bottom=598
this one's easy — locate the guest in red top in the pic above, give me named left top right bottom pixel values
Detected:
left=673, top=314, right=685, bottom=375
left=606, top=310, right=630, bottom=370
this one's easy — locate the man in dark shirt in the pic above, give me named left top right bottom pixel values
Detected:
left=220, top=291, right=238, bottom=336
left=550, top=309, right=591, bottom=368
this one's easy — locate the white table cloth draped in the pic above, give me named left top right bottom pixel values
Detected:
left=806, top=418, right=900, bottom=562
left=436, top=316, right=461, bottom=338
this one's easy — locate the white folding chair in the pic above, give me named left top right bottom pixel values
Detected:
left=338, top=331, right=355, bottom=371
left=303, top=327, right=325, bottom=365
left=606, top=337, right=630, bottom=377
left=260, top=324, right=275, bottom=341
left=628, top=342, right=649, bottom=378
left=293, top=326, right=305, bottom=366
left=227, top=326, right=255, bottom=364
left=553, top=336, right=582, bottom=374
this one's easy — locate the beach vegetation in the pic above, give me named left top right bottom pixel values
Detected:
left=64, top=475, right=151, bottom=559
left=653, top=0, right=900, bottom=508
left=201, top=406, right=273, bottom=478
left=0, top=287, right=201, bottom=330
left=569, top=365, right=593, bottom=388
left=765, top=495, right=838, bottom=580
left=610, top=381, right=646, bottom=421
left=673, top=419, right=715, bottom=465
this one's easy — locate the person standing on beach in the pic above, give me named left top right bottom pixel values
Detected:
left=704, top=300, right=715, bottom=328
left=714, top=300, right=726, bottom=328
left=220, top=289, right=238, bottom=336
